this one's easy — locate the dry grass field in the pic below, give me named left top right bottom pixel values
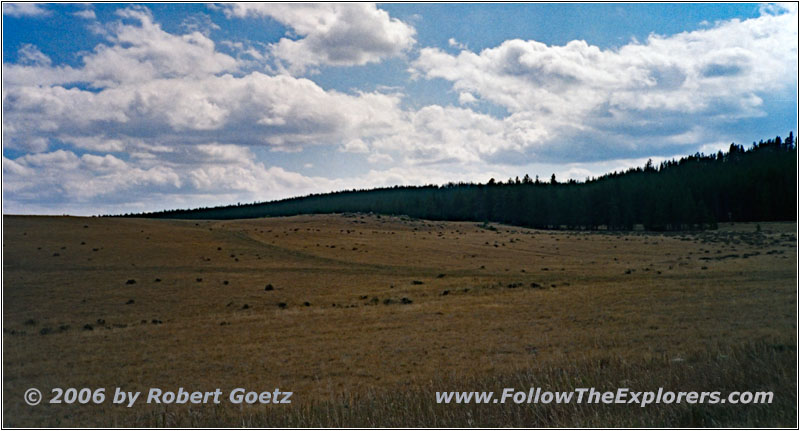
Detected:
left=2, top=214, right=796, bottom=427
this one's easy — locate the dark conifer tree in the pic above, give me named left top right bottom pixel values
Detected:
left=119, top=133, right=796, bottom=231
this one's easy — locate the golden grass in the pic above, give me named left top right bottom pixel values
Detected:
left=2, top=214, right=796, bottom=426
left=119, top=341, right=796, bottom=428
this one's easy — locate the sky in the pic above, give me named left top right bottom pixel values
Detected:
left=2, top=3, right=797, bottom=216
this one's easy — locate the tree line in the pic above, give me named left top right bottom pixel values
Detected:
left=118, top=133, right=796, bottom=231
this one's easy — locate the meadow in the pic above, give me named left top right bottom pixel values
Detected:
left=2, top=214, right=796, bottom=427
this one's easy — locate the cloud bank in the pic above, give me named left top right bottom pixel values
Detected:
left=2, top=4, right=796, bottom=215
left=221, top=3, right=416, bottom=74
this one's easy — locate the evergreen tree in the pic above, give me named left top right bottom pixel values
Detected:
left=121, top=133, right=796, bottom=231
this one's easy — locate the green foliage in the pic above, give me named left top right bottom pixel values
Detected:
left=123, top=133, right=796, bottom=231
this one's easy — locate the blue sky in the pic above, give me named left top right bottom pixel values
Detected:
left=2, top=3, right=797, bottom=215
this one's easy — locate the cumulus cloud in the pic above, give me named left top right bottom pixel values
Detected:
left=458, top=92, right=477, bottom=105
left=448, top=38, right=467, bottom=50
left=3, top=7, right=239, bottom=89
left=371, top=105, right=511, bottom=165
left=760, top=2, right=797, bottom=15
left=221, top=3, right=416, bottom=74
left=3, top=3, right=50, bottom=17
left=59, top=136, right=127, bottom=153
left=340, top=139, right=370, bottom=153
left=2, top=6, right=407, bottom=155
left=73, top=9, right=96, bottom=20
left=17, top=44, right=52, bottom=66
left=3, top=138, right=518, bottom=215
left=3, top=73, right=406, bottom=153
left=4, top=142, right=467, bottom=216
left=414, top=14, right=797, bottom=115
left=411, top=8, right=798, bottom=161
left=180, top=12, right=220, bottom=36
left=0, top=4, right=413, bottom=214
left=2, top=5, right=797, bottom=215
left=85, top=7, right=238, bottom=85
left=2, top=144, right=336, bottom=214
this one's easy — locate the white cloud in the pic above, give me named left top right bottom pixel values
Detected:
left=5, top=72, right=406, bottom=150
left=17, top=44, right=52, bottom=66
left=2, top=8, right=410, bottom=150
left=2, top=144, right=349, bottom=214
left=3, top=140, right=512, bottom=215
left=448, top=37, right=467, bottom=50
left=74, top=9, right=96, bottom=20
left=340, top=139, right=370, bottom=153
left=3, top=3, right=49, bottom=17
left=81, top=153, right=128, bottom=172
left=222, top=3, right=416, bottom=74
left=59, top=136, right=127, bottom=153
left=84, top=7, right=239, bottom=86
left=377, top=105, right=534, bottom=164
left=367, top=153, right=393, bottom=164
left=458, top=92, right=477, bottom=105
left=2, top=149, right=183, bottom=203
left=760, top=2, right=797, bottom=16
left=2, top=62, right=83, bottom=87
left=180, top=13, right=220, bottom=36
left=16, top=149, right=81, bottom=169
left=2, top=136, right=50, bottom=153
left=3, top=7, right=239, bottom=89
left=2, top=5, right=797, bottom=215
left=411, top=9, right=798, bottom=161
left=0, top=5, right=411, bottom=211
left=2, top=8, right=408, bottom=153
